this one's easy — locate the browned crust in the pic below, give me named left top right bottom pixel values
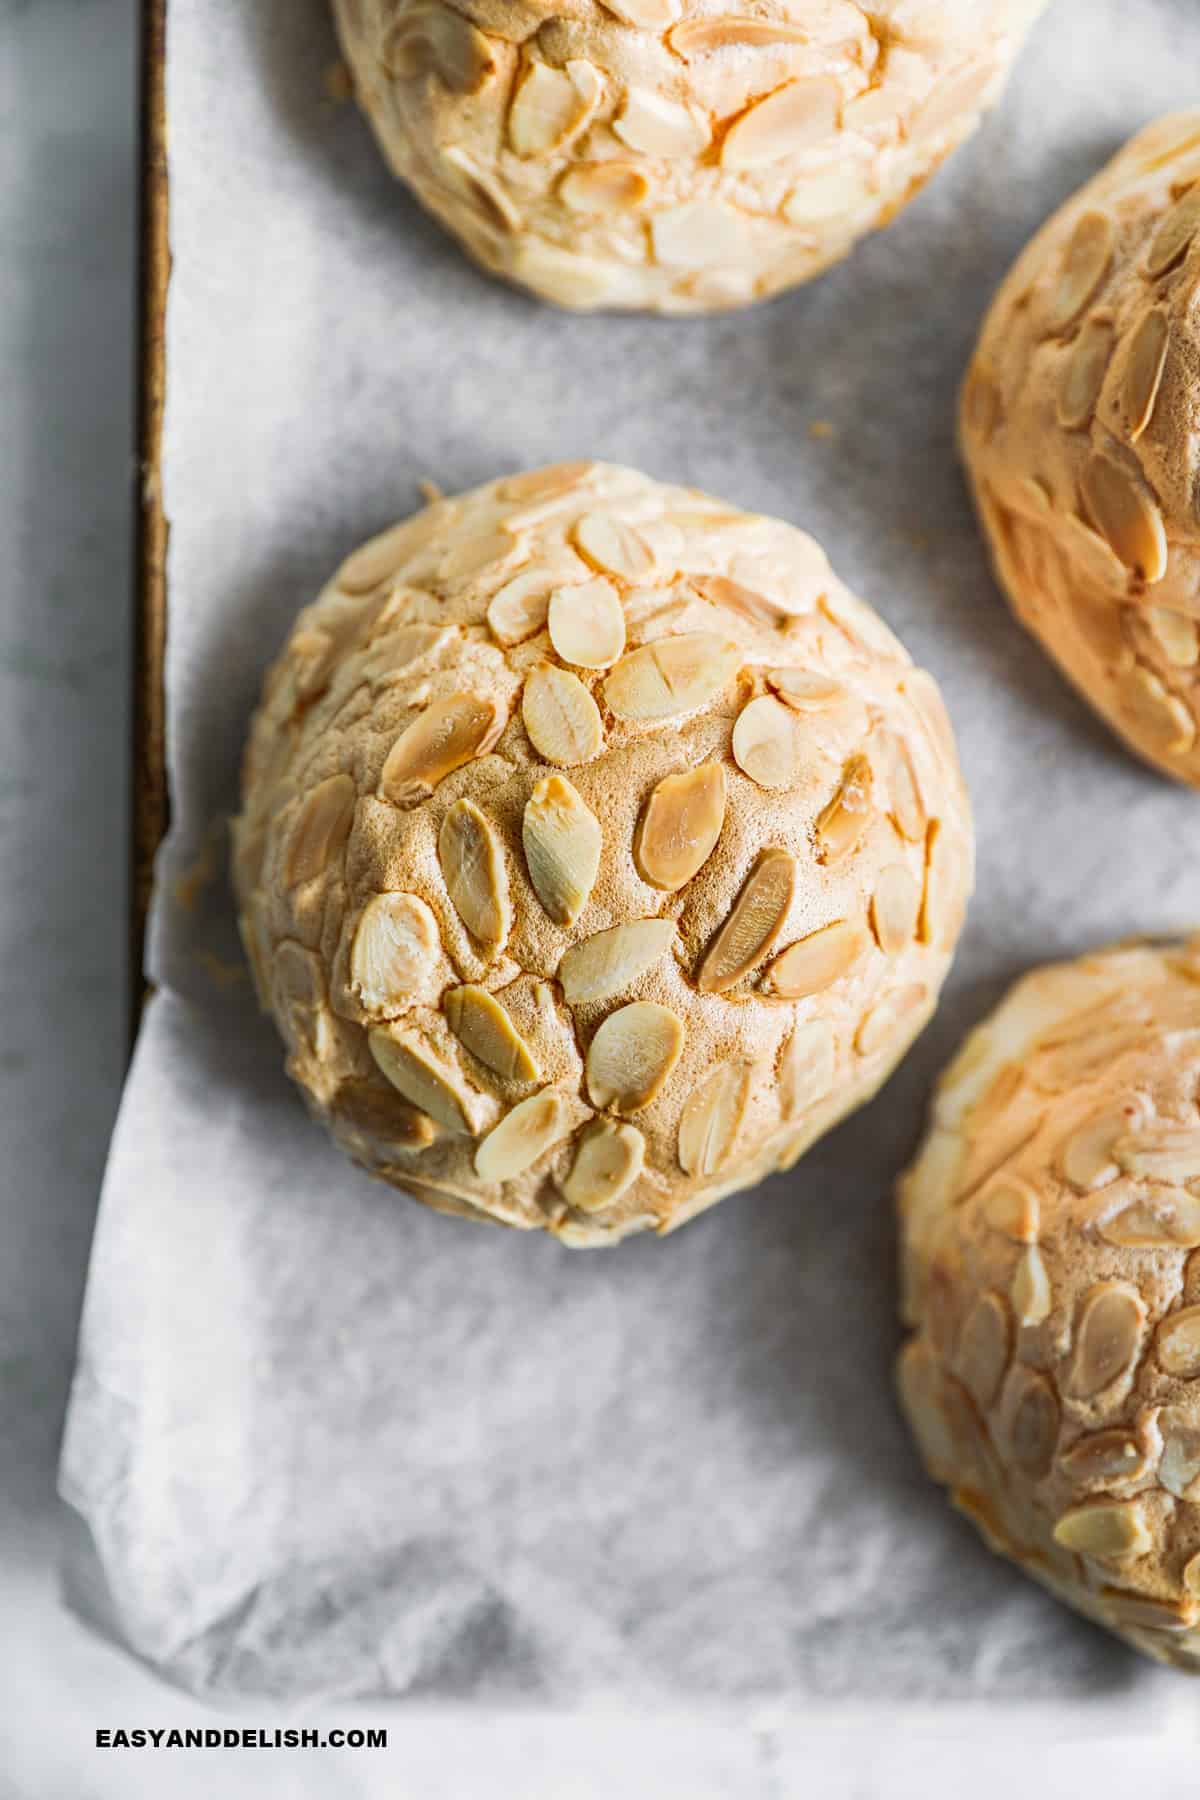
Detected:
left=132, top=0, right=170, bottom=1039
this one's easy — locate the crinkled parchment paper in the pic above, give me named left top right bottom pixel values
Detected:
left=60, top=0, right=1200, bottom=1723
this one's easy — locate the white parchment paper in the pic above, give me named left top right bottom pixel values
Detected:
left=60, top=0, right=1200, bottom=1712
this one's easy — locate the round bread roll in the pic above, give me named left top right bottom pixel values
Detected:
left=233, top=461, right=972, bottom=1244
left=332, top=0, right=1047, bottom=314
left=961, top=114, right=1200, bottom=785
left=898, top=936, right=1200, bottom=1669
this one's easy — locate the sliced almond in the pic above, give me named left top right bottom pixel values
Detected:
left=474, top=1089, right=568, bottom=1181
left=1012, top=1244, right=1052, bottom=1327
left=1118, top=663, right=1196, bottom=755
left=1146, top=607, right=1200, bottom=668
left=814, top=753, right=874, bottom=864
left=650, top=201, right=749, bottom=271
left=614, top=87, right=709, bottom=158
left=522, top=663, right=603, bottom=764
left=721, top=77, right=840, bottom=170
left=573, top=512, right=656, bottom=582
left=1146, top=184, right=1200, bottom=278
left=559, top=162, right=649, bottom=214
left=599, top=0, right=679, bottom=24
left=1007, top=1368, right=1059, bottom=1478
left=1080, top=452, right=1168, bottom=583
left=766, top=668, right=848, bottom=712
left=1124, top=308, right=1170, bottom=441
left=1052, top=1500, right=1152, bottom=1559
left=1157, top=1305, right=1200, bottom=1377
left=731, top=695, right=800, bottom=790
left=1101, top=1187, right=1200, bottom=1249
left=603, top=633, right=741, bottom=721
left=1114, top=1125, right=1200, bottom=1184
left=1065, top=1283, right=1145, bottom=1398
left=548, top=577, right=626, bottom=669
left=438, top=799, right=511, bottom=952
left=1059, top=1429, right=1148, bottom=1489
left=444, top=985, right=539, bottom=1082
left=563, top=1119, right=646, bottom=1213
left=869, top=865, right=921, bottom=954
left=635, top=762, right=726, bottom=891
left=1159, top=1410, right=1200, bottom=1499
left=522, top=774, right=602, bottom=925
left=854, top=983, right=927, bottom=1057
left=498, top=463, right=594, bottom=503
left=670, top=15, right=811, bottom=56
left=1057, top=314, right=1115, bottom=430
left=779, top=1018, right=836, bottom=1119
left=331, top=1081, right=435, bottom=1153
left=1059, top=1103, right=1132, bottom=1191
left=384, top=5, right=496, bottom=93
left=981, top=1180, right=1040, bottom=1244
left=487, top=568, right=554, bottom=646
left=677, top=1063, right=751, bottom=1177
left=558, top=918, right=676, bottom=1004
left=689, top=573, right=791, bottom=629
left=955, top=1291, right=1012, bottom=1411
left=380, top=694, right=502, bottom=805
left=1047, top=211, right=1113, bottom=333
left=285, top=773, right=356, bottom=886
left=350, top=891, right=441, bottom=1013
left=368, top=1028, right=474, bottom=1133
left=697, top=848, right=795, bottom=993
left=762, top=918, right=868, bottom=999
left=508, top=59, right=601, bottom=159
left=586, top=1001, right=684, bottom=1114
left=441, top=144, right=523, bottom=233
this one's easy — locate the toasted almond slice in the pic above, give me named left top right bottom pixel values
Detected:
left=487, top=568, right=555, bottom=646
left=956, top=1291, right=1012, bottom=1411
left=1065, top=1283, right=1145, bottom=1397
left=558, top=917, right=676, bottom=1004
left=522, top=663, right=604, bottom=764
left=1047, top=211, right=1113, bottom=333
left=651, top=201, right=749, bottom=271
left=331, top=1081, right=435, bottom=1152
left=669, top=15, right=811, bottom=56
left=438, top=799, right=511, bottom=952
left=350, top=892, right=441, bottom=1013
left=1052, top=1500, right=1152, bottom=1559
left=635, top=762, right=726, bottom=891
left=474, top=1089, right=568, bottom=1180
left=381, top=694, right=503, bottom=805
left=779, top=1018, right=835, bottom=1119
left=614, top=86, right=709, bottom=158
left=766, top=668, right=848, bottom=712
left=1157, top=1305, right=1200, bottom=1377
left=908, top=58, right=994, bottom=141
left=732, top=695, right=800, bottom=789
left=599, top=0, right=679, bottom=24
left=981, top=1177, right=1040, bottom=1246
left=1118, top=663, right=1196, bottom=755
left=1007, top=1368, right=1059, bottom=1477
left=368, top=1028, right=474, bottom=1133
left=604, top=634, right=741, bottom=721
left=441, top=144, right=523, bottom=233
left=783, top=165, right=871, bottom=224
left=285, top=774, right=356, bottom=886
left=854, top=983, right=927, bottom=1057
left=678, top=1063, right=751, bottom=1177
left=1058, top=1103, right=1132, bottom=1191
left=573, top=512, right=656, bottom=582
left=563, top=1119, right=646, bottom=1213
left=1100, top=1188, right=1200, bottom=1248
left=815, top=753, right=874, bottom=863
left=384, top=5, right=496, bottom=92
left=560, top=162, right=649, bottom=213
left=548, top=577, right=626, bottom=669
left=963, top=364, right=1002, bottom=442
left=869, top=865, right=920, bottom=953
left=586, top=1001, right=684, bottom=1113
left=498, top=463, right=595, bottom=503
left=1146, top=184, right=1200, bottom=277
left=1160, top=1410, right=1200, bottom=1499
left=698, top=848, right=795, bottom=992
left=721, top=77, right=840, bottom=170
left=444, top=985, right=539, bottom=1082
left=1012, top=1245, right=1052, bottom=1327
left=688, top=573, right=790, bottom=628
left=1146, top=607, right=1200, bottom=668
left=1059, top=1429, right=1147, bottom=1489
left=1080, top=452, right=1168, bottom=583
left=762, top=918, right=868, bottom=998
left=878, top=731, right=925, bottom=842
left=522, top=774, right=602, bottom=925
left=508, top=59, right=601, bottom=158
left=1124, top=308, right=1170, bottom=441
left=1057, top=315, right=1115, bottom=430
left=1114, top=1126, right=1200, bottom=1184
